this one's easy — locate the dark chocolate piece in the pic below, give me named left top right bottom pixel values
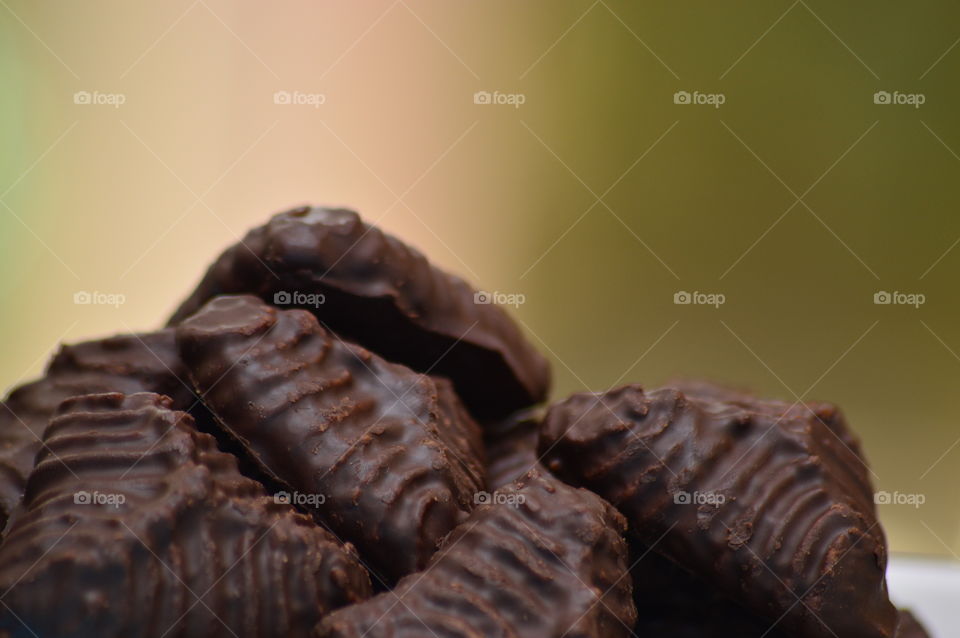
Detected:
left=670, top=378, right=868, bottom=461
left=175, top=295, right=486, bottom=583
left=0, top=393, right=371, bottom=638
left=0, top=329, right=194, bottom=529
left=895, top=610, right=931, bottom=638
left=539, top=384, right=898, bottom=638
left=317, top=469, right=637, bottom=638
left=484, top=408, right=542, bottom=489
left=167, top=206, right=550, bottom=419
left=631, top=546, right=791, bottom=637
left=632, top=548, right=930, bottom=637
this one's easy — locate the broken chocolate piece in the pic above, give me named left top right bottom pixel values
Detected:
left=167, top=206, right=550, bottom=418
left=0, top=393, right=371, bottom=638
left=0, top=329, right=194, bottom=529
left=175, top=295, right=486, bottom=583
left=539, top=384, right=898, bottom=638
left=317, top=469, right=637, bottom=638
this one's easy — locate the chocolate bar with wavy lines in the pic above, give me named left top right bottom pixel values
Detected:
left=538, top=383, right=899, bottom=638
left=0, top=329, right=194, bottom=530
left=175, top=294, right=486, bottom=584
left=167, top=206, right=551, bottom=419
left=0, top=393, right=371, bottom=638
left=317, top=468, right=637, bottom=638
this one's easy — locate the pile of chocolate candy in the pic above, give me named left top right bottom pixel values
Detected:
left=0, top=207, right=929, bottom=637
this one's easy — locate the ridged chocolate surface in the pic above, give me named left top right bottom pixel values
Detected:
left=317, top=469, right=637, bottom=638
left=539, top=384, right=898, bottom=638
left=484, top=409, right=542, bottom=490
left=0, top=393, right=371, bottom=638
left=0, top=329, right=194, bottom=529
left=175, top=295, right=486, bottom=583
left=167, top=206, right=550, bottom=419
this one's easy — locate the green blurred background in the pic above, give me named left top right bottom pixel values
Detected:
left=1, top=1, right=958, bottom=557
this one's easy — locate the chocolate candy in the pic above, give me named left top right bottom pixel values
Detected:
left=631, top=546, right=792, bottom=637
left=0, top=329, right=194, bottom=530
left=895, top=610, right=931, bottom=638
left=0, top=393, right=371, bottom=638
left=317, top=469, right=637, bottom=638
left=539, top=384, right=898, bottom=638
left=175, top=295, right=486, bottom=583
left=484, top=408, right=542, bottom=489
left=167, top=206, right=550, bottom=419
left=633, top=546, right=930, bottom=637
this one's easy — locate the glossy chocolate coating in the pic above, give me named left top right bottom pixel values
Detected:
left=484, top=408, right=542, bottom=490
left=539, top=384, right=898, bottom=638
left=0, top=393, right=371, bottom=638
left=176, top=295, right=486, bottom=583
left=317, top=469, right=637, bottom=638
left=167, top=206, right=550, bottom=419
left=895, top=610, right=931, bottom=638
left=0, top=329, right=194, bottom=529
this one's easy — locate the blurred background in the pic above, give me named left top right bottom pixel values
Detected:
left=1, top=1, right=957, bottom=559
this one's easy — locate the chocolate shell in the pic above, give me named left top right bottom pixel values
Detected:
left=175, top=294, right=486, bottom=583
left=895, top=610, right=931, bottom=638
left=317, top=469, right=637, bottom=638
left=632, top=546, right=931, bottom=637
left=167, top=206, right=550, bottom=419
left=0, top=393, right=371, bottom=638
left=538, top=384, right=898, bottom=638
left=0, top=329, right=194, bottom=529
left=484, top=408, right=542, bottom=490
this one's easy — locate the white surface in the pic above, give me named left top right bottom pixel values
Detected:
left=887, top=555, right=960, bottom=638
